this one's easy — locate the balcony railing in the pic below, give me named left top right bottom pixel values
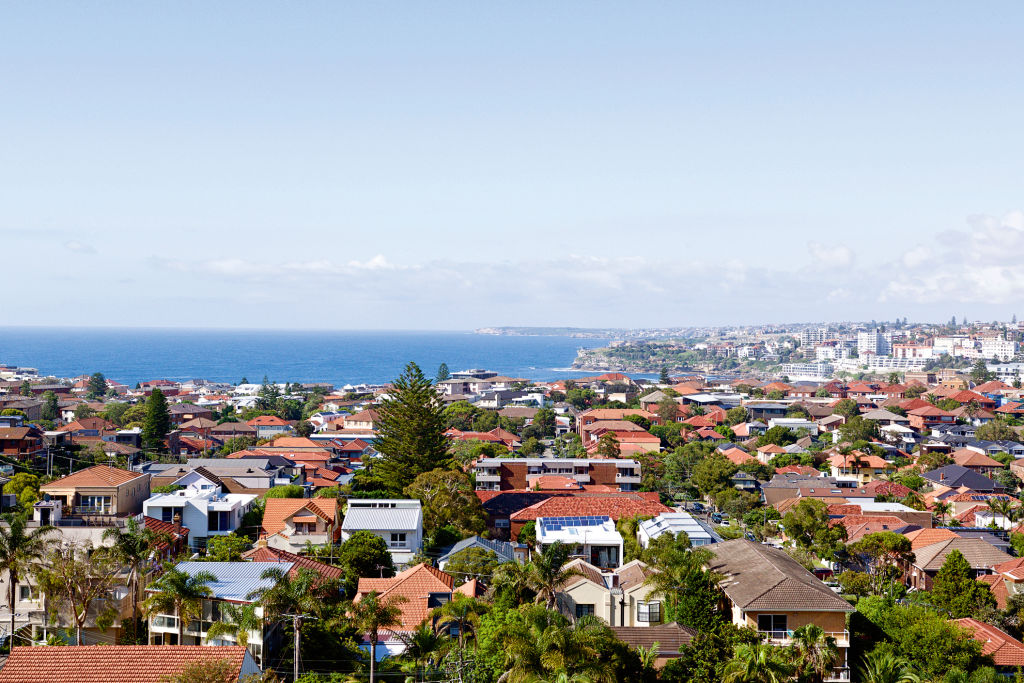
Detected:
left=759, top=630, right=849, bottom=646
left=475, top=472, right=500, bottom=482
left=151, top=615, right=178, bottom=630
left=825, top=668, right=851, bottom=682
left=73, top=506, right=113, bottom=515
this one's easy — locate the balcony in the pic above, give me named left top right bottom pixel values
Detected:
left=826, top=668, right=851, bottom=682
left=475, top=472, right=500, bottom=482
left=151, top=615, right=178, bottom=630
left=615, top=473, right=641, bottom=483
left=573, top=473, right=591, bottom=483
left=759, top=630, right=849, bottom=647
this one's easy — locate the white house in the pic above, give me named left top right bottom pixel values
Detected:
left=143, top=481, right=256, bottom=551
left=340, top=499, right=423, bottom=566
left=536, top=515, right=623, bottom=570
left=637, top=512, right=723, bottom=548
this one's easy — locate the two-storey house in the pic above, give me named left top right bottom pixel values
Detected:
left=341, top=499, right=423, bottom=566
left=708, top=539, right=855, bottom=682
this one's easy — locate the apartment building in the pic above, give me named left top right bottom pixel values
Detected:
left=472, top=457, right=642, bottom=492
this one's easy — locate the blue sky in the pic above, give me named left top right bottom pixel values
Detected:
left=4, top=2, right=1024, bottom=329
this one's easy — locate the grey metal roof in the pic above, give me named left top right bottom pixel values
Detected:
left=438, top=535, right=518, bottom=564
left=160, top=561, right=292, bottom=602
left=342, top=506, right=421, bottom=531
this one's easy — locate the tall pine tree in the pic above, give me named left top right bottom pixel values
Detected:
left=374, top=362, right=450, bottom=494
left=435, top=363, right=450, bottom=383
left=142, top=388, right=171, bottom=452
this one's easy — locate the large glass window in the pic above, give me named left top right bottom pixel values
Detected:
left=575, top=604, right=595, bottom=619
left=209, top=510, right=232, bottom=532
left=757, top=614, right=788, bottom=637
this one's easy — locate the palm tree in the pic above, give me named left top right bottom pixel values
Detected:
left=350, top=590, right=407, bottom=683
left=497, top=607, right=615, bottom=683
left=103, top=517, right=171, bottom=642
left=525, top=543, right=583, bottom=611
left=721, top=642, right=795, bottom=683
left=789, top=625, right=838, bottom=683
left=205, top=602, right=261, bottom=647
left=636, top=643, right=660, bottom=670
left=931, top=501, right=952, bottom=526
left=431, top=593, right=489, bottom=649
left=489, top=561, right=533, bottom=604
left=143, top=566, right=215, bottom=645
left=988, top=498, right=1016, bottom=526
left=398, top=621, right=450, bottom=683
left=0, top=512, right=56, bottom=644
left=247, top=567, right=338, bottom=679
left=857, top=650, right=920, bottom=683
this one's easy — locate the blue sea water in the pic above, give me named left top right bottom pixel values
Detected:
left=0, top=328, right=620, bottom=387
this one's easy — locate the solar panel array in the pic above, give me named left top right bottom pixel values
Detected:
left=539, top=515, right=611, bottom=532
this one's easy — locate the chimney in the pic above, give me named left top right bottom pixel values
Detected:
left=940, top=472, right=945, bottom=482
left=257, top=534, right=269, bottom=548
left=173, top=512, right=182, bottom=536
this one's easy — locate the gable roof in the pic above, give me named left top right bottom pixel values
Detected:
left=40, top=465, right=144, bottom=490
left=708, top=539, right=854, bottom=613
left=955, top=618, right=1024, bottom=666
left=903, top=528, right=960, bottom=550
left=0, top=645, right=252, bottom=683
left=913, top=537, right=1013, bottom=571
left=262, top=498, right=339, bottom=537
left=355, top=563, right=455, bottom=632
left=921, top=465, right=1002, bottom=490
left=241, top=545, right=344, bottom=580
left=952, top=448, right=1003, bottom=468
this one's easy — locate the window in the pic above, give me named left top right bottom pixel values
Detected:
left=295, top=522, right=317, bottom=534
left=757, top=614, right=788, bottom=637
left=637, top=601, right=661, bottom=623
left=208, top=510, right=232, bottom=532
left=389, top=533, right=407, bottom=548
left=495, top=519, right=510, bottom=528
left=575, top=604, right=595, bottom=619
left=161, top=507, right=175, bottom=523
left=18, top=585, right=37, bottom=602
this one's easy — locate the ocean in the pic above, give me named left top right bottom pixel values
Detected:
left=0, top=328, right=622, bottom=388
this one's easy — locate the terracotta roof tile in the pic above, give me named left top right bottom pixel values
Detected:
left=955, top=618, right=1024, bottom=666
left=0, top=645, right=249, bottom=683
left=509, top=492, right=672, bottom=522
left=241, top=545, right=344, bottom=580
left=40, top=465, right=144, bottom=490
left=262, top=498, right=338, bottom=537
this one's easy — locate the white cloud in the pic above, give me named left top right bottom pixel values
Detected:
left=883, top=211, right=1024, bottom=304
left=63, top=240, right=96, bottom=254
left=807, top=241, right=854, bottom=268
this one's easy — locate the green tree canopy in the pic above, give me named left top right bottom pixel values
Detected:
left=374, top=362, right=451, bottom=494
left=404, top=468, right=486, bottom=536
left=142, top=388, right=171, bottom=452
left=782, top=499, right=847, bottom=561
left=931, top=549, right=996, bottom=617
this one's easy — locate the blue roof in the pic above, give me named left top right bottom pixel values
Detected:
left=168, top=561, right=292, bottom=602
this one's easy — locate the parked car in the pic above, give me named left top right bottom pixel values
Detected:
left=711, top=512, right=723, bottom=524
left=691, top=502, right=705, bottom=513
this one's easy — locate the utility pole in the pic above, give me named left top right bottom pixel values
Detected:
left=293, top=614, right=300, bottom=682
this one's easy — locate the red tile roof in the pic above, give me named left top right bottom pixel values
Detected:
left=955, top=618, right=1024, bottom=666
left=0, top=645, right=250, bottom=683
left=247, top=415, right=291, bottom=426
left=39, top=465, right=144, bottom=490
left=262, top=498, right=338, bottom=537
left=241, top=545, right=344, bottom=580
left=354, top=563, right=455, bottom=632
left=510, top=492, right=672, bottom=522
